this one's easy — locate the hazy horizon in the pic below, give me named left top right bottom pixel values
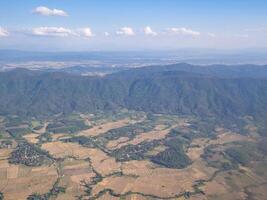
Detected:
left=1, top=0, right=267, bottom=51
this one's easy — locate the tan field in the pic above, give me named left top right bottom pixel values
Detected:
left=23, top=133, right=40, bottom=144
left=106, top=137, right=130, bottom=149
left=96, top=193, right=120, bottom=200
left=51, top=133, right=68, bottom=141
left=108, top=126, right=174, bottom=150
left=186, top=131, right=254, bottom=161
left=0, top=149, right=13, bottom=160
left=1, top=113, right=266, bottom=200
left=204, top=170, right=254, bottom=200
left=56, top=159, right=96, bottom=199
left=0, top=163, right=58, bottom=200
left=92, top=160, right=215, bottom=198
left=125, top=194, right=151, bottom=200
left=41, top=141, right=93, bottom=159
left=42, top=141, right=121, bottom=176
left=77, top=118, right=133, bottom=137
left=145, top=145, right=167, bottom=156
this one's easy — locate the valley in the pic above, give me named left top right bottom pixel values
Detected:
left=0, top=110, right=266, bottom=200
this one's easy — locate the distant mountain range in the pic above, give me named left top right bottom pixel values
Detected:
left=1, top=49, right=267, bottom=64
left=0, top=63, right=267, bottom=127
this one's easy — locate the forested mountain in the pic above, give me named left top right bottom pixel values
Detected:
left=0, top=63, right=267, bottom=123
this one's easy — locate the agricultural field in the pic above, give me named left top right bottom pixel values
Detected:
left=0, top=110, right=266, bottom=200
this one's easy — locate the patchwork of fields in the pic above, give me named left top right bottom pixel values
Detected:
left=0, top=110, right=266, bottom=200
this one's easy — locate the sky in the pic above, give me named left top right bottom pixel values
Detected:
left=0, top=0, right=267, bottom=51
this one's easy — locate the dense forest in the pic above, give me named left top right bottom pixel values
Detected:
left=0, top=63, right=267, bottom=125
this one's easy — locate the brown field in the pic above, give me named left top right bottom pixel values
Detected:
left=77, top=118, right=134, bottom=137
left=0, top=163, right=57, bottom=200
left=106, top=137, right=130, bottom=149
left=125, top=194, right=152, bottom=200
left=246, top=183, right=267, bottom=200
left=145, top=145, right=167, bottom=156
left=0, top=149, right=13, bottom=160
left=92, top=160, right=215, bottom=198
left=210, top=132, right=255, bottom=145
left=42, top=141, right=121, bottom=176
left=88, top=149, right=121, bottom=176
left=202, top=154, right=266, bottom=200
left=23, top=133, right=39, bottom=144
left=91, top=128, right=253, bottom=199
left=42, top=141, right=92, bottom=159
left=96, top=193, right=120, bottom=200
left=56, top=159, right=96, bottom=199
left=107, top=126, right=174, bottom=150
left=51, top=133, right=68, bottom=141
left=186, top=131, right=254, bottom=161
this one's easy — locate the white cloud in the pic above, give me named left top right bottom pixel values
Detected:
left=32, top=27, right=74, bottom=37
left=167, top=27, right=200, bottom=37
left=116, top=27, right=135, bottom=36
left=144, top=26, right=157, bottom=36
left=79, top=27, right=94, bottom=38
left=104, top=32, right=110, bottom=36
left=33, top=6, right=68, bottom=17
left=0, top=27, right=9, bottom=37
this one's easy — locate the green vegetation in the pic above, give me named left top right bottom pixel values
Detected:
left=151, top=137, right=191, bottom=169
left=6, top=127, right=31, bottom=138
left=0, top=139, right=12, bottom=148
left=63, top=136, right=97, bottom=148
left=225, top=142, right=261, bottom=166
left=4, top=116, right=24, bottom=127
left=0, top=64, right=267, bottom=131
left=9, top=142, right=51, bottom=166
left=47, top=118, right=89, bottom=134
left=111, top=140, right=161, bottom=161
left=27, top=187, right=65, bottom=200
left=202, top=145, right=237, bottom=170
left=38, top=132, right=52, bottom=144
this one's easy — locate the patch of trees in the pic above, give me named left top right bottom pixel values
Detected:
left=258, top=138, right=267, bottom=156
left=4, top=116, right=25, bottom=127
left=27, top=187, right=65, bottom=200
left=9, top=142, right=51, bottom=166
left=0, top=140, right=12, bottom=148
left=202, top=145, right=237, bottom=170
left=225, top=142, right=262, bottom=166
left=151, top=138, right=191, bottom=169
left=98, top=122, right=155, bottom=145
left=6, top=127, right=31, bottom=138
left=111, top=140, right=161, bottom=161
left=62, top=136, right=97, bottom=148
left=47, top=118, right=89, bottom=134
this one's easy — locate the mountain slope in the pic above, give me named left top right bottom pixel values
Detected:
left=0, top=64, right=267, bottom=123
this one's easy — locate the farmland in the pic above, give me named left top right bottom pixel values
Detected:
left=0, top=110, right=266, bottom=200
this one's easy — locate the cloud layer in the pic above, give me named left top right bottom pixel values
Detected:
left=32, top=27, right=74, bottom=37
left=167, top=27, right=200, bottom=37
left=144, top=26, right=157, bottom=36
left=78, top=28, right=94, bottom=38
left=0, top=27, right=9, bottom=37
left=116, top=27, right=135, bottom=36
left=33, top=6, right=68, bottom=17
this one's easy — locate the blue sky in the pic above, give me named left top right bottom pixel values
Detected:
left=0, top=0, right=267, bottom=51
